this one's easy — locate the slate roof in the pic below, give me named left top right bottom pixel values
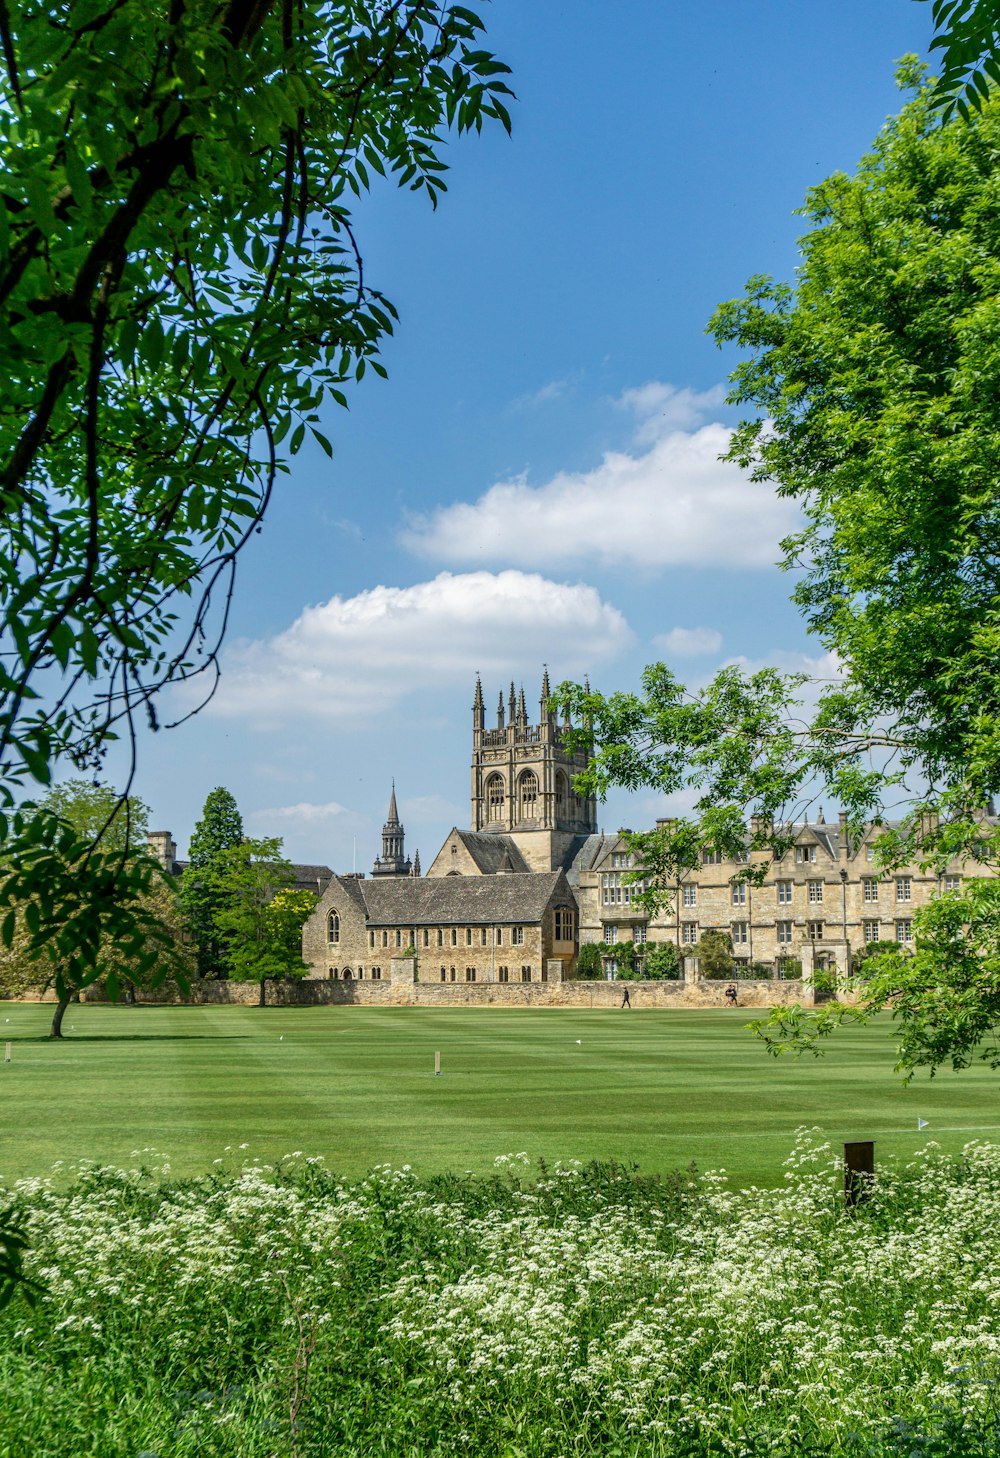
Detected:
left=452, top=831, right=530, bottom=874
left=566, top=833, right=615, bottom=883
left=357, top=870, right=572, bottom=926
left=291, top=863, right=335, bottom=894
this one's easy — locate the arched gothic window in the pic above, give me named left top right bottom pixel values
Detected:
left=519, top=770, right=538, bottom=818
left=555, top=771, right=569, bottom=819
left=486, top=774, right=505, bottom=822
left=327, top=910, right=340, bottom=945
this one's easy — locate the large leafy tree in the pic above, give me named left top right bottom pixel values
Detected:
left=0, top=780, right=186, bottom=1034
left=561, top=68, right=1000, bottom=1075
left=207, top=837, right=313, bottom=1004
left=34, top=778, right=150, bottom=852
left=921, top=0, right=1000, bottom=116
left=0, top=0, right=510, bottom=1001
left=179, top=786, right=244, bottom=975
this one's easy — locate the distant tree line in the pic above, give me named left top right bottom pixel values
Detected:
left=0, top=782, right=318, bottom=1031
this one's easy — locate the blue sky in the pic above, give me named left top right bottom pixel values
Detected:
left=123, top=0, right=931, bottom=870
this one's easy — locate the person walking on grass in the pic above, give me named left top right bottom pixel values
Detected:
left=621, top=985, right=631, bottom=1008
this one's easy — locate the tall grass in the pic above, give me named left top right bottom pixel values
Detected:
left=1, top=1136, right=999, bottom=1456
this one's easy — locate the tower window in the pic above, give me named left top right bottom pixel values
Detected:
left=486, top=775, right=505, bottom=822
left=327, top=911, right=340, bottom=946
left=518, top=770, right=538, bottom=818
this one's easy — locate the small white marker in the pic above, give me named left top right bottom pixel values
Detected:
left=918, top=1118, right=929, bottom=1130
left=434, top=1050, right=441, bottom=1076
left=576, top=1039, right=582, bottom=1044
left=279, top=1035, right=284, bottom=1042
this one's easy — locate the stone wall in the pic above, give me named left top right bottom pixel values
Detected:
left=72, top=977, right=814, bottom=1009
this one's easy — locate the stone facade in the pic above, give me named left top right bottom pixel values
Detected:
left=302, top=870, right=578, bottom=985
left=297, top=672, right=1000, bottom=992
left=575, top=810, right=997, bottom=978
left=156, top=669, right=997, bottom=998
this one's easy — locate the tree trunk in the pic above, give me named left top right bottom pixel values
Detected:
left=50, top=993, right=71, bottom=1039
left=258, top=978, right=267, bottom=1007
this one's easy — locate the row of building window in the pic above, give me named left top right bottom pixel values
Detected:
left=700, top=843, right=968, bottom=875
left=328, top=918, right=575, bottom=950
left=327, top=913, right=577, bottom=950
left=328, top=967, right=382, bottom=980
left=600, top=872, right=651, bottom=906
left=674, top=920, right=916, bottom=946
left=438, top=966, right=538, bottom=982
left=603, top=925, right=648, bottom=945
left=678, top=874, right=955, bottom=910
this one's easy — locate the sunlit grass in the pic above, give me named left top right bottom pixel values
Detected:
left=2, top=1002, right=998, bottom=1186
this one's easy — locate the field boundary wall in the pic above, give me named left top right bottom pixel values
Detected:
left=22, top=977, right=816, bottom=1009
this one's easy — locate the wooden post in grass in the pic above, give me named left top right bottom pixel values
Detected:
left=4, top=1041, right=9, bottom=1063
left=844, top=1140, right=875, bottom=1208
left=434, top=1050, right=441, bottom=1077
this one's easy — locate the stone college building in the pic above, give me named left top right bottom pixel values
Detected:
left=301, top=671, right=987, bottom=985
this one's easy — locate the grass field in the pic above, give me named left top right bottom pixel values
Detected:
left=2, top=1000, right=999, bottom=1187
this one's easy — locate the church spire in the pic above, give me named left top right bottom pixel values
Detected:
left=508, top=680, right=516, bottom=723
left=372, top=781, right=411, bottom=877
left=497, top=690, right=505, bottom=729
left=473, top=673, right=484, bottom=730
left=517, top=683, right=527, bottom=724
left=540, top=665, right=551, bottom=716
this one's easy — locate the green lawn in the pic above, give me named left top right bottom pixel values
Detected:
left=2, top=1000, right=998, bottom=1187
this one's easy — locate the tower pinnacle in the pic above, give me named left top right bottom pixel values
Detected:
left=372, top=781, right=411, bottom=877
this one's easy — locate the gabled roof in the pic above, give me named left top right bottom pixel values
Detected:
left=451, top=831, right=530, bottom=874
left=566, top=834, right=617, bottom=880
left=358, top=870, right=571, bottom=926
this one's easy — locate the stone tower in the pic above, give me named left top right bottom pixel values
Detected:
left=470, top=670, right=597, bottom=871
left=371, top=782, right=412, bottom=877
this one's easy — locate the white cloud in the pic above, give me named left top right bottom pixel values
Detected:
left=249, top=800, right=349, bottom=823
left=401, top=383, right=797, bottom=571
left=652, top=626, right=723, bottom=658
left=618, top=382, right=728, bottom=443
left=199, top=570, right=631, bottom=727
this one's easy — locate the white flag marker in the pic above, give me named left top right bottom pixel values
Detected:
left=918, top=1118, right=929, bottom=1130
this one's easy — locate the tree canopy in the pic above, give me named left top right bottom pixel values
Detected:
left=560, top=68, right=1000, bottom=1075
left=0, top=780, right=188, bottom=1033
left=0, top=0, right=510, bottom=1002
left=207, top=837, right=313, bottom=1002
left=0, top=0, right=511, bottom=794
left=922, top=0, right=1000, bottom=116
left=179, top=786, right=244, bottom=975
